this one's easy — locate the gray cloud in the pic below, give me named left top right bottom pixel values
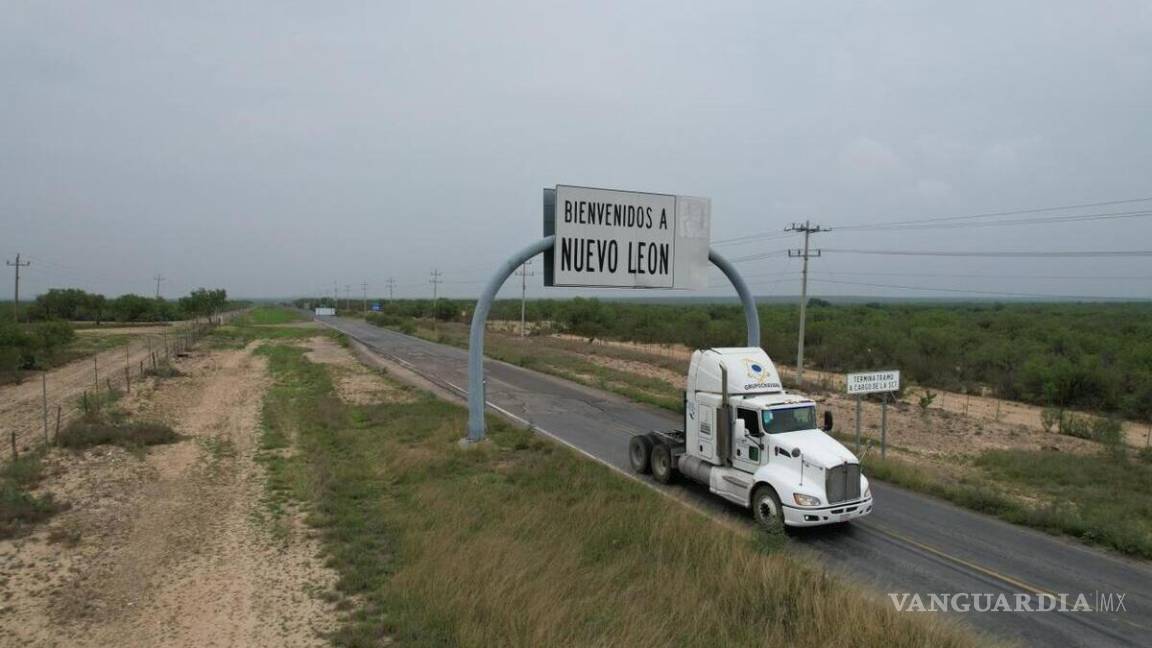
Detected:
left=4, top=1, right=1151, bottom=301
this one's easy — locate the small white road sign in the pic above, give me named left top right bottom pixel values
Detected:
left=846, top=370, right=901, bottom=395
left=548, top=185, right=710, bottom=289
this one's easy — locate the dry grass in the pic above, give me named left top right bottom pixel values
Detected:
left=258, top=343, right=987, bottom=648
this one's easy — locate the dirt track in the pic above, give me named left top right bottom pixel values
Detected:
left=0, top=341, right=337, bottom=647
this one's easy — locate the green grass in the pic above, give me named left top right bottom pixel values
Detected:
left=209, top=308, right=321, bottom=348
left=864, top=450, right=1152, bottom=559
left=255, top=341, right=983, bottom=648
left=0, top=450, right=66, bottom=538
left=245, top=306, right=308, bottom=326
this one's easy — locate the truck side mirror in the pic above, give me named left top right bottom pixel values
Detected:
left=823, top=411, right=834, bottom=432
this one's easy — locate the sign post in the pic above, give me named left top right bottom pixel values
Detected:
left=463, top=185, right=762, bottom=443
left=846, top=370, right=901, bottom=458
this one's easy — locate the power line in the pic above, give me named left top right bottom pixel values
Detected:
left=429, top=269, right=443, bottom=314
left=833, top=208, right=1152, bottom=233
left=819, top=249, right=1152, bottom=258
left=515, top=260, right=535, bottom=337
left=6, top=253, right=31, bottom=322
left=831, top=195, right=1152, bottom=231
left=715, top=195, right=1152, bottom=245
left=785, top=222, right=825, bottom=385
left=712, top=231, right=800, bottom=247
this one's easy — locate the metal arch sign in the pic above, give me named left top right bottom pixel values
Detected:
left=846, top=370, right=901, bottom=395
left=543, top=185, right=710, bottom=289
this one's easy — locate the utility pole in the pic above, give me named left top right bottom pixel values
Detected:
left=344, top=284, right=351, bottom=312
left=6, top=253, right=30, bottom=322
left=333, top=281, right=339, bottom=310
left=385, top=278, right=396, bottom=301
left=153, top=274, right=165, bottom=299
left=361, top=281, right=368, bottom=312
left=515, top=260, right=534, bottom=336
left=786, top=221, right=825, bottom=386
left=429, top=269, right=443, bottom=318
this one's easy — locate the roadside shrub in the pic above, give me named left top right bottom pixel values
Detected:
left=58, top=418, right=178, bottom=449
left=917, top=389, right=937, bottom=415
left=1093, top=418, right=1126, bottom=462
left=0, top=453, right=65, bottom=538
left=1058, top=413, right=1092, bottom=439
left=1040, top=407, right=1061, bottom=433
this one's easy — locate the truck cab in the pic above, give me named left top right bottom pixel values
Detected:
left=630, top=347, right=872, bottom=530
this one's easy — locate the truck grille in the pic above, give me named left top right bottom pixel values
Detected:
left=826, top=463, right=861, bottom=504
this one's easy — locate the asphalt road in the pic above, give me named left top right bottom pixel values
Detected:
left=322, top=315, right=1151, bottom=647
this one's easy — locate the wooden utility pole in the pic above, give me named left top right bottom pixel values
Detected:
left=153, top=274, right=165, bottom=299
left=361, top=281, right=369, bottom=313
left=429, top=269, right=443, bottom=317
left=786, top=222, right=825, bottom=386
left=515, top=260, right=534, bottom=336
left=385, top=278, right=396, bottom=301
left=6, top=253, right=31, bottom=322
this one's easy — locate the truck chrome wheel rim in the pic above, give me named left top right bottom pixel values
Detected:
left=758, top=496, right=777, bottom=521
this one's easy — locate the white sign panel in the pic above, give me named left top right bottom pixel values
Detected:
left=314, top=307, right=336, bottom=316
left=550, top=185, right=710, bottom=289
left=846, top=370, right=901, bottom=395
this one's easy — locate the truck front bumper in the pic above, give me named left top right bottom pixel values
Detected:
left=781, top=496, right=873, bottom=527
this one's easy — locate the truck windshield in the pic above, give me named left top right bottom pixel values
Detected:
left=762, top=406, right=816, bottom=434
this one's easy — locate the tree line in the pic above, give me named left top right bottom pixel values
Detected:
left=342, top=296, right=1152, bottom=421
left=24, top=287, right=231, bottom=324
left=1, top=288, right=233, bottom=376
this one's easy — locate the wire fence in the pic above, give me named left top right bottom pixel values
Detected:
left=1, top=312, right=244, bottom=464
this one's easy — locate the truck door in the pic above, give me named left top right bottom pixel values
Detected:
left=732, top=408, right=763, bottom=474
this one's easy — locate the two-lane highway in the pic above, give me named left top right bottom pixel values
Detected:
left=322, top=316, right=1152, bottom=647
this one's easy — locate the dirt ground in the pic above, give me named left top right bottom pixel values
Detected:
left=550, top=333, right=1151, bottom=450
left=0, top=341, right=338, bottom=647
left=0, top=331, right=179, bottom=461
left=304, top=336, right=414, bottom=405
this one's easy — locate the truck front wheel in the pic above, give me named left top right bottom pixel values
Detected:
left=752, top=485, right=784, bottom=532
left=629, top=435, right=653, bottom=474
left=651, top=443, right=675, bottom=484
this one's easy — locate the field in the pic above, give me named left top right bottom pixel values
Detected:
left=255, top=327, right=983, bottom=647
left=368, top=314, right=1152, bottom=559
left=358, top=298, right=1152, bottom=422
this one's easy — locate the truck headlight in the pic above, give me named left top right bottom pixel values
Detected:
left=864, top=486, right=871, bottom=499
left=793, top=493, right=821, bottom=507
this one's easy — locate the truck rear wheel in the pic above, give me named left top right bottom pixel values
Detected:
left=651, top=443, right=675, bottom=484
left=629, top=435, right=653, bottom=474
left=752, top=485, right=784, bottom=532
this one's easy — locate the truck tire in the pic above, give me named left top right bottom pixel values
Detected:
left=752, top=485, right=784, bottom=532
left=651, top=443, right=675, bottom=484
left=629, top=435, right=653, bottom=474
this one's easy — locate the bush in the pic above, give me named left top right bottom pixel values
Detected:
left=58, top=417, right=179, bottom=449
left=1058, top=413, right=1092, bottom=439
left=1040, top=407, right=1061, bottom=433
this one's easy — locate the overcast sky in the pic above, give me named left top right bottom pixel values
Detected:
left=5, top=1, right=1151, bottom=301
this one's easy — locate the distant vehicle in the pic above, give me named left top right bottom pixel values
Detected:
left=629, top=347, right=872, bottom=530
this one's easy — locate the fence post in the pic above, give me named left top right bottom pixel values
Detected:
left=881, top=393, right=888, bottom=460
left=55, top=405, right=62, bottom=444
left=42, top=372, right=49, bottom=445
left=10, top=430, right=16, bottom=460
left=94, top=357, right=99, bottom=389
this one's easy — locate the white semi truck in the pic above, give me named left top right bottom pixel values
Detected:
left=628, top=347, right=872, bottom=530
